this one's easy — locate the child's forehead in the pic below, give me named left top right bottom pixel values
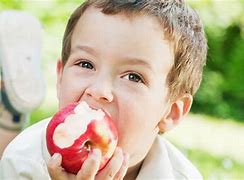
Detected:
left=69, top=8, right=174, bottom=76
left=73, top=7, right=172, bottom=52
left=81, top=7, right=162, bottom=29
left=74, top=7, right=169, bottom=45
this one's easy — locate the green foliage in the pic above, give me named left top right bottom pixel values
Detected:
left=190, top=0, right=244, bottom=121
left=1, top=0, right=243, bottom=178
left=0, top=0, right=23, bottom=10
left=30, top=107, right=57, bottom=126
left=185, top=147, right=244, bottom=179
left=1, top=0, right=243, bottom=122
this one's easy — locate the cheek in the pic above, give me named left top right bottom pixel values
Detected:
left=116, top=98, right=159, bottom=139
left=116, top=100, right=160, bottom=166
left=117, top=88, right=162, bottom=127
left=116, top=93, right=163, bottom=142
left=58, top=74, right=87, bottom=108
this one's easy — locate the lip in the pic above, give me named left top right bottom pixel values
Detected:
left=81, top=101, right=112, bottom=118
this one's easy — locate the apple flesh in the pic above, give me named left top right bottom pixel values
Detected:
left=46, top=101, right=118, bottom=174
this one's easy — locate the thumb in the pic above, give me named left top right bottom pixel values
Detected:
left=47, top=153, right=68, bottom=180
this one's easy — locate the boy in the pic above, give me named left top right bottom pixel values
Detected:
left=0, top=0, right=207, bottom=179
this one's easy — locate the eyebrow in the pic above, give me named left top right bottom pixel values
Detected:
left=120, top=57, right=153, bottom=70
left=71, top=45, right=152, bottom=70
left=71, top=45, right=98, bottom=56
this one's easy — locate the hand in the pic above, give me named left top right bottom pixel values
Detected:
left=47, top=147, right=130, bottom=180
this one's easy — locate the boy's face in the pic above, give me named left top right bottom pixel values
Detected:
left=57, top=8, right=174, bottom=168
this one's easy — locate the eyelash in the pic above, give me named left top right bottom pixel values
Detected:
left=76, top=60, right=95, bottom=70
left=75, top=60, right=145, bottom=84
left=122, top=72, right=145, bottom=84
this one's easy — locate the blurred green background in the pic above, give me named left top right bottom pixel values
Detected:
left=1, top=0, right=243, bottom=179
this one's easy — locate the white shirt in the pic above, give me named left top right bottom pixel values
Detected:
left=0, top=118, right=202, bottom=180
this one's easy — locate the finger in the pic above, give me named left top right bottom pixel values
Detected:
left=96, top=147, right=124, bottom=180
left=76, top=149, right=101, bottom=180
left=114, top=153, right=130, bottom=180
left=47, top=153, right=68, bottom=180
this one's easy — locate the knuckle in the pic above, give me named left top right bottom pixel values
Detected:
left=47, top=162, right=56, bottom=171
left=108, top=172, right=114, bottom=178
left=104, top=169, right=117, bottom=179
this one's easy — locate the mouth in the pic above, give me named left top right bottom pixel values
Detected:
left=80, top=101, right=112, bottom=116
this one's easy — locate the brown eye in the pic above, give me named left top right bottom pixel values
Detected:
left=123, top=73, right=144, bottom=83
left=78, top=61, right=94, bottom=70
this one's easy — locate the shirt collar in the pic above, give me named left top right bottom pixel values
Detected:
left=136, top=136, right=175, bottom=180
left=41, top=124, right=197, bottom=179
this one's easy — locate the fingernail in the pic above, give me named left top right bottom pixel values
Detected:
left=92, top=148, right=101, bottom=157
left=52, top=153, right=61, bottom=160
left=116, top=147, right=122, bottom=153
left=123, top=153, right=130, bottom=166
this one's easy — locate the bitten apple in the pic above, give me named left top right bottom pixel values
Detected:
left=46, top=101, right=118, bottom=174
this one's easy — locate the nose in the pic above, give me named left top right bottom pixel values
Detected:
left=84, top=76, right=114, bottom=103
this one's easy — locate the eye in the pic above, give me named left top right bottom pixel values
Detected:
left=76, top=60, right=94, bottom=70
left=123, top=73, right=144, bottom=83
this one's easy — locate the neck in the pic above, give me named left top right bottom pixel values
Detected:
left=124, top=160, right=143, bottom=180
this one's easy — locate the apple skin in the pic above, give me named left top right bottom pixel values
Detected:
left=46, top=102, right=118, bottom=174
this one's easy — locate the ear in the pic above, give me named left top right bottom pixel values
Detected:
left=158, top=94, right=193, bottom=133
left=56, top=59, right=63, bottom=100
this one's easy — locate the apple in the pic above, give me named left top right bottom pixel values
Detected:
left=46, top=101, right=118, bottom=174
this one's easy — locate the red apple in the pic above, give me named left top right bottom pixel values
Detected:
left=46, top=101, right=118, bottom=174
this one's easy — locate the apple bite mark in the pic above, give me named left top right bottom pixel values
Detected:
left=93, top=122, right=117, bottom=156
left=46, top=101, right=118, bottom=174
left=53, top=102, right=105, bottom=148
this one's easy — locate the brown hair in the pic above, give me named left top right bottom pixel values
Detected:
left=61, top=0, right=207, bottom=100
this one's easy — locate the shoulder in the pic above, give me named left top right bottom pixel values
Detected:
left=2, top=117, right=51, bottom=158
left=159, top=137, right=203, bottom=180
left=137, top=136, right=203, bottom=180
left=0, top=117, right=52, bottom=179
